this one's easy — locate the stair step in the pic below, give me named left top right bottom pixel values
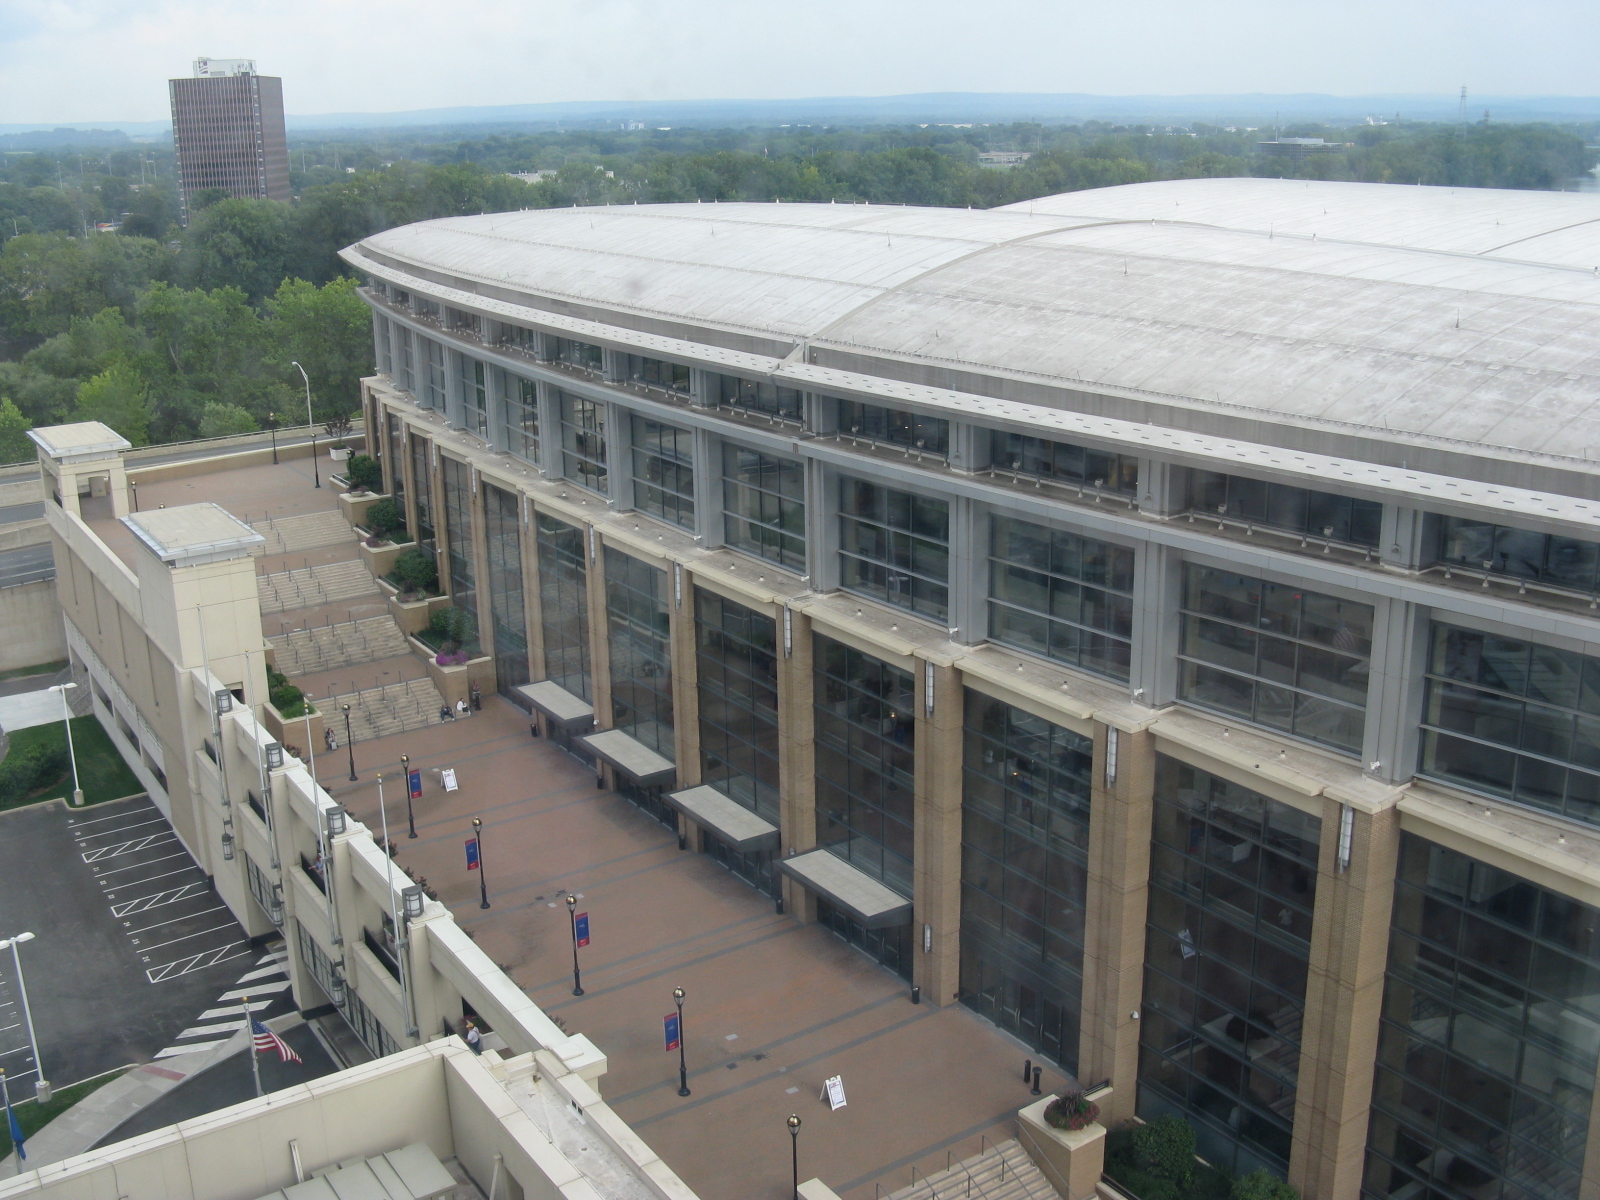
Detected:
left=250, top=510, right=356, bottom=555
left=326, top=677, right=451, bottom=743
left=258, top=561, right=379, bottom=615
left=882, top=1140, right=1060, bottom=1200
left=268, top=615, right=412, bottom=676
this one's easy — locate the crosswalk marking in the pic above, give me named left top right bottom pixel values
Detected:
left=149, top=939, right=293, bottom=1061
left=234, top=963, right=287, bottom=983
left=109, top=882, right=210, bottom=917
left=81, top=832, right=176, bottom=863
left=218, top=980, right=292, bottom=1001
left=146, top=942, right=250, bottom=983
left=154, top=1041, right=231, bottom=1059
left=198, top=1000, right=274, bottom=1020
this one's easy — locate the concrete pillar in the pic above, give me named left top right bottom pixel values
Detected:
left=693, top=429, right=722, bottom=547
left=1380, top=506, right=1426, bottom=569
left=689, top=368, right=718, bottom=409
left=535, top=381, right=561, bottom=479
left=607, top=404, right=633, bottom=512
left=912, top=659, right=963, bottom=1006
left=466, top=463, right=495, bottom=686
left=602, top=348, right=625, bottom=384
left=947, top=496, right=980, bottom=645
left=585, top=526, right=613, bottom=765
left=777, top=607, right=817, bottom=920
left=522, top=496, right=546, bottom=682
left=1077, top=722, right=1156, bottom=1126
left=670, top=563, right=700, bottom=787
left=1288, top=802, right=1400, bottom=1200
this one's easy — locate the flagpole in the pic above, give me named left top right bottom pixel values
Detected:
left=1, top=1068, right=21, bottom=1170
left=246, top=996, right=263, bottom=1098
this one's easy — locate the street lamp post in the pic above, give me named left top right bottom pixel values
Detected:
left=787, top=1114, right=802, bottom=1200
left=472, top=817, right=489, bottom=909
left=342, top=703, right=356, bottom=781
left=50, top=682, right=81, bottom=807
left=0, top=932, right=47, bottom=1101
left=401, top=753, right=416, bottom=838
left=566, top=893, right=584, bottom=996
left=267, top=411, right=278, bottom=465
left=673, top=987, right=689, bottom=1097
left=290, top=361, right=319, bottom=489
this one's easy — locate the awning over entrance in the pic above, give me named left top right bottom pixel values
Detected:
left=581, top=729, right=677, bottom=788
left=517, top=681, right=594, bottom=732
left=779, top=850, right=913, bottom=929
left=666, top=785, right=780, bottom=853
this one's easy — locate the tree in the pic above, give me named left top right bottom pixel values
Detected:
left=74, top=363, right=151, bottom=445
left=0, top=398, right=32, bottom=463
left=267, top=277, right=373, bottom=419
left=198, top=401, right=258, bottom=437
left=179, top=198, right=293, bottom=304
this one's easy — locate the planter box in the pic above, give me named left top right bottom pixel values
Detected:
left=1018, top=1092, right=1107, bottom=1200
left=385, top=582, right=452, bottom=636
left=260, top=699, right=326, bottom=762
left=329, top=446, right=351, bottom=463
left=410, top=636, right=496, bottom=709
left=337, top=489, right=388, bottom=529
left=359, top=537, right=406, bottom=580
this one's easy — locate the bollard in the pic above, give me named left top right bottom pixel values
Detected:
left=530, top=722, right=540, bottom=738
left=1023, top=1059, right=1033, bottom=1083
left=1031, top=1065, right=1042, bottom=1096
left=911, top=985, right=920, bottom=1005
left=775, top=896, right=785, bottom=915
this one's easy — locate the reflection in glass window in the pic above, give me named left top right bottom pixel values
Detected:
left=605, top=548, right=674, bottom=761
left=1178, top=565, right=1372, bottom=754
left=623, top=354, right=690, bottom=394
left=991, top=431, right=1138, bottom=495
left=385, top=413, right=405, bottom=509
left=395, top=327, right=414, bottom=395
left=440, top=456, right=477, bottom=629
left=555, top=338, right=603, bottom=373
left=1420, top=622, right=1600, bottom=828
left=1364, top=835, right=1600, bottom=1200
left=558, top=390, right=607, bottom=494
left=501, top=376, right=539, bottom=463
left=410, top=435, right=435, bottom=553
left=722, top=444, right=805, bottom=571
left=482, top=484, right=528, bottom=693
left=1190, top=471, right=1383, bottom=548
left=1140, top=758, right=1320, bottom=1177
left=631, top=416, right=695, bottom=529
left=697, top=590, right=780, bottom=832
left=814, top=635, right=916, bottom=898
left=719, top=375, right=803, bottom=422
left=375, top=317, right=392, bottom=376
left=961, top=691, right=1091, bottom=1072
left=496, top=324, right=538, bottom=354
left=839, top=478, right=949, bottom=621
left=535, top=514, right=590, bottom=703
left=836, top=398, right=948, bottom=456
left=988, top=515, right=1135, bottom=681
left=422, top=338, right=446, bottom=411
left=1437, top=515, right=1600, bottom=595
left=458, top=355, right=488, bottom=440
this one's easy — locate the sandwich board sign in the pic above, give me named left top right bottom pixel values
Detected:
left=441, top=768, right=459, bottom=792
left=821, top=1075, right=847, bottom=1111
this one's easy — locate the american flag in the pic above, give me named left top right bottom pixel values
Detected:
left=250, top=1015, right=303, bottom=1064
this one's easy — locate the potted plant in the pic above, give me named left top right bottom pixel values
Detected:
left=389, top=546, right=438, bottom=602
left=1043, top=1091, right=1100, bottom=1132
left=345, top=453, right=382, bottom=494
left=325, top=414, right=355, bottom=462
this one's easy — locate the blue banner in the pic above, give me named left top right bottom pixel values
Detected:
left=664, top=1011, right=680, bottom=1052
left=465, top=837, right=480, bottom=871
left=575, top=911, right=590, bottom=947
left=407, top=770, right=423, bottom=800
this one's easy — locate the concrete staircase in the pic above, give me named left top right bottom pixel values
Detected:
left=328, top=677, right=448, bottom=743
left=250, top=510, right=356, bottom=556
left=268, top=616, right=412, bottom=676
left=258, top=561, right=379, bottom=614
left=883, top=1141, right=1062, bottom=1200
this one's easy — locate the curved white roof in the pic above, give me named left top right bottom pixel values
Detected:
left=353, top=178, right=1600, bottom=463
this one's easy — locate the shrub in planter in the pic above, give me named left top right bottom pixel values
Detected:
left=1231, top=1171, right=1298, bottom=1200
left=269, top=681, right=313, bottom=719
left=428, top=605, right=477, bottom=648
left=1043, top=1091, right=1100, bottom=1132
left=365, top=497, right=402, bottom=539
left=391, top=547, right=438, bottom=596
left=435, top=649, right=470, bottom=666
left=346, top=454, right=382, bottom=492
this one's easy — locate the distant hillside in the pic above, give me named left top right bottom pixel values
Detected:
left=0, top=127, right=132, bottom=150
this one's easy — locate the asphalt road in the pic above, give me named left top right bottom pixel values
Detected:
left=0, top=543, right=53, bottom=588
left=0, top=502, right=42, bottom=526
left=0, top=795, right=268, bottom=1089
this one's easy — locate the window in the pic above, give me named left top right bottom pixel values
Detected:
left=415, top=296, right=441, bottom=322
left=421, top=338, right=446, bottom=411
left=375, top=317, right=392, bottom=375
left=605, top=548, right=674, bottom=761
left=245, top=854, right=278, bottom=925
left=536, top=514, right=590, bottom=703
left=988, top=515, right=1135, bottom=681
left=719, top=375, right=803, bottom=422
left=440, top=456, right=476, bottom=621
left=631, top=416, right=695, bottom=529
left=497, top=324, right=538, bottom=354
left=1364, top=836, right=1600, bottom=1200
left=696, top=590, right=780, bottom=825
left=458, top=355, right=488, bottom=440
left=447, top=307, right=480, bottom=337
left=838, top=477, right=949, bottom=621
left=836, top=398, right=948, bottom=456
left=1190, top=471, right=1383, bottom=548
left=396, top=327, right=414, bottom=395
left=501, top=376, right=539, bottom=464
left=961, top=691, right=1092, bottom=1072
left=623, top=354, right=690, bottom=394
left=558, top=390, right=607, bottom=493
left=410, top=435, right=435, bottom=552
left=555, top=337, right=603, bottom=373
left=386, top=414, right=405, bottom=508
left=296, top=921, right=399, bottom=1058
left=483, top=484, right=528, bottom=695
left=722, top=444, right=805, bottom=571
left=1140, top=758, right=1320, bottom=1176
left=813, top=635, right=915, bottom=898
left=1179, top=565, right=1372, bottom=754
left=1420, top=622, right=1600, bottom=827
left=1436, top=515, right=1600, bottom=595
left=991, top=431, right=1138, bottom=495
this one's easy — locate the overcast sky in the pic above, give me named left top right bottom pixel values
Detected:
left=3, top=0, right=1596, bottom=124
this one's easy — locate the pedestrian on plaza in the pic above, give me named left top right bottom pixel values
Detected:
left=439, top=704, right=453, bottom=722
left=456, top=698, right=470, bottom=718
left=470, top=683, right=481, bottom=711
left=464, top=1019, right=482, bottom=1054
left=325, top=727, right=337, bottom=752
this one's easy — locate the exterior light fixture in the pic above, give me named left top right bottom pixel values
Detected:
left=326, top=805, right=347, bottom=836
left=330, top=965, right=347, bottom=1005
left=402, top=885, right=425, bottom=921
left=266, top=742, right=284, bottom=769
left=214, top=689, right=233, bottom=714
left=221, top=828, right=236, bottom=861
left=269, top=883, right=285, bottom=926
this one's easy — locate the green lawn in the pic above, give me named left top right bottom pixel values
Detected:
left=0, top=716, right=144, bottom=811
left=0, top=659, right=67, bottom=686
left=0, top=1067, right=132, bottom=1158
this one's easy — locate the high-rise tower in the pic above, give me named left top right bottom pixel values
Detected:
left=168, top=57, right=289, bottom=224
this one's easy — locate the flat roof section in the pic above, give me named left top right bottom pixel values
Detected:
left=123, top=503, right=267, bottom=567
left=517, top=681, right=595, bottom=730
left=780, top=849, right=915, bottom=930
left=256, top=1142, right=455, bottom=1200
left=27, top=421, right=131, bottom=463
left=666, top=785, right=780, bottom=853
left=581, top=728, right=676, bottom=788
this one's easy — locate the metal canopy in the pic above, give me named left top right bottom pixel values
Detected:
left=517, top=680, right=595, bottom=731
left=666, top=785, right=779, bottom=853
left=257, top=1142, right=456, bottom=1200
left=779, top=850, right=914, bottom=930
left=582, top=728, right=676, bottom=788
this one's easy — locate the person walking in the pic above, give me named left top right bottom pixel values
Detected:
left=464, top=1019, right=482, bottom=1055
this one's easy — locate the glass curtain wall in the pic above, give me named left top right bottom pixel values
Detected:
left=1139, top=758, right=1321, bottom=1176
left=410, top=436, right=436, bottom=553
left=1179, top=565, right=1373, bottom=754
left=376, top=318, right=392, bottom=375
left=555, top=338, right=603, bottom=373
left=422, top=338, right=447, bottom=411
left=836, top=398, right=949, bottom=456
left=960, top=692, right=1092, bottom=1072
left=1190, top=471, right=1383, bottom=548
left=605, top=548, right=675, bottom=761
left=482, top=484, right=528, bottom=695
left=502, top=376, right=539, bottom=463
left=722, top=445, right=806, bottom=571
left=396, top=327, right=414, bottom=394
left=559, top=391, right=608, bottom=493
left=385, top=413, right=406, bottom=510
left=719, top=375, right=803, bottom=422
left=458, top=356, right=489, bottom=440
left=440, top=457, right=477, bottom=637
left=536, top=513, right=591, bottom=703
left=1364, top=834, right=1600, bottom=1200
left=991, top=431, right=1139, bottom=495
left=838, top=477, right=950, bottom=621
left=814, top=634, right=916, bottom=896
left=631, top=416, right=695, bottom=529
left=988, top=515, right=1135, bottom=681
left=1420, top=623, right=1600, bottom=828
left=1436, top=517, right=1600, bottom=595
left=623, top=354, right=690, bottom=394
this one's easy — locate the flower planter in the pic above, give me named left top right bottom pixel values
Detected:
left=1018, top=1091, right=1108, bottom=1200
left=259, top=699, right=325, bottom=761
left=411, top=640, right=496, bottom=711
left=337, top=488, right=387, bottom=529
left=329, top=446, right=351, bottom=463
left=383, top=580, right=452, bottom=636
left=359, top=537, right=405, bottom=580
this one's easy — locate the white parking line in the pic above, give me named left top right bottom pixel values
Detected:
left=93, top=852, right=189, bottom=878
left=123, top=906, right=228, bottom=936
left=137, top=923, right=239, bottom=953
left=104, top=866, right=202, bottom=893
left=67, top=806, right=158, bottom=829
left=146, top=942, right=250, bottom=983
left=73, top=817, right=167, bottom=842
left=110, top=881, right=210, bottom=917
left=82, top=833, right=177, bottom=862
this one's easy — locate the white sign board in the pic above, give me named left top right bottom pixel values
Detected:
left=822, top=1075, right=846, bottom=1111
left=441, top=768, right=459, bottom=792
